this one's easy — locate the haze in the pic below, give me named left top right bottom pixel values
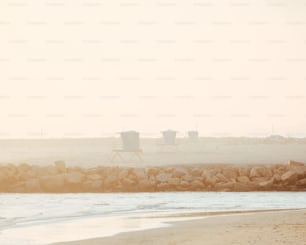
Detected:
left=1, top=0, right=306, bottom=138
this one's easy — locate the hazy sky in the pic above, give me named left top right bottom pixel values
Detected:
left=1, top=0, right=306, bottom=138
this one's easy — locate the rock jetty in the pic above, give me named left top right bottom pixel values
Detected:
left=0, top=160, right=306, bottom=193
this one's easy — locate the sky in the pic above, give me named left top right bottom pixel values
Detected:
left=0, top=0, right=306, bottom=138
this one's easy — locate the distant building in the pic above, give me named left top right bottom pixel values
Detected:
left=187, top=130, right=199, bottom=141
left=161, top=130, right=177, bottom=145
left=120, top=131, right=140, bottom=151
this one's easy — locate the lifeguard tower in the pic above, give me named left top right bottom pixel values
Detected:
left=110, top=131, right=143, bottom=162
left=187, top=130, right=199, bottom=142
left=158, top=129, right=179, bottom=152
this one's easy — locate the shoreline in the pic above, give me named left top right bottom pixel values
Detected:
left=53, top=208, right=306, bottom=245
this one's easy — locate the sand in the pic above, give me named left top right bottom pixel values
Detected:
left=0, top=137, right=306, bottom=167
left=54, top=209, right=306, bottom=245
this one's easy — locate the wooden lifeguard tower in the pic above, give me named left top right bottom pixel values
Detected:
left=110, top=131, right=143, bottom=163
left=158, top=129, right=179, bottom=152
left=187, top=130, right=199, bottom=142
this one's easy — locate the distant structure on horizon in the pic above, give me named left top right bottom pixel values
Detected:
left=110, top=130, right=142, bottom=162
left=120, top=131, right=141, bottom=151
left=187, top=130, right=199, bottom=141
left=161, top=130, right=177, bottom=145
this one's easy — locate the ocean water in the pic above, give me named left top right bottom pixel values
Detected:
left=0, top=192, right=306, bottom=245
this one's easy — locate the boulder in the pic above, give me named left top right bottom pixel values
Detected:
left=215, top=173, right=227, bottom=182
left=65, top=172, right=85, bottom=184
left=167, top=177, right=180, bottom=186
left=236, top=176, right=250, bottom=183
left=238, top=167, right=250, bottom=177
left=156, top=182, right=170, bottom=191
left=156, top=173, right=171, bottom=183
left=83, top=179, right=102, bottom=191
left=297, top=178, right=306, bottom=186
left=249, top=166, right=272, bottom=179
left=259, top=179, right=274, bottom=188
left=118, top=168, right=130, bottom=179
left=87, top=174, right=102, bottom=181
left=222, top=167, right=238, bottom=179
left=288, top=160, right=305, bottom=167
left=147, top=168, right=160, bottom=177
left=273, top=174, right=281, bottom=183
left=288, top=166, right=306, bottom=179
left=17, top=163, right=31, bottom=173
left=190, top=180, right=204, bottom=189
left=25, top=179, right=41, bottom=192
left=40, top=174, right=65, bottom=192
left=120, top=177, right=135, bottom=187
left=281, top=171, right=297, bottom=184
left=104, top=173, right=119, bottom=187
left=138, top=179, right=153, bottom=190
left=172, top=167, right=189, bottom=178
left=54, top=161, right=66, bottom=173
left=190, top=168, right=202, bottom=177
left=206, top=176, right=218, bottom=187
left=133, top=168, right=148, bottom=180
left=201, top=170, right=208, bottom=182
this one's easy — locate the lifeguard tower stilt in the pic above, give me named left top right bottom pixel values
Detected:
left=110, top=131, right=143, bottom=163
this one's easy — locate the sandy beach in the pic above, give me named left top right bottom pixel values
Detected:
left=54, top=209, right=306, bottom=245
left=0, top=138, right=306, bottom=167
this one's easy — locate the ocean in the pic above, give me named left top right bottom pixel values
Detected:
left=1, top=192, right=306, bottom=245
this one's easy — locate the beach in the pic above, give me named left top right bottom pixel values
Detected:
left=0, top=137, right=306, bottom=167
left=54, top=209, right=306, bottom=245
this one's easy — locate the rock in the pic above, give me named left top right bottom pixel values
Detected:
left=25, top=179, right=41, bottom=192
left=201, top=170, right=208, bottom=182
left=273, top=174, right=281, bottom=183
left=237, top=176, right=250, bottom=183
left=83, top=179, right=102, bottom=191
left=222, top=167, right=238, bottom=179
left=190, top=180, right=204, bottom=189
left=65, top=172, right=85, bottom=184
left=120, top=177, right=135, bottom=187
left=259, top=179, right=274, bottom=188
left=54, top=161, right=66, bottom=173
left=281, top=171, right=297, bottom=184
left=18, top=163, right=31, bottom=173
left=297, top=178, right=306, bottom=186
left=133, top=168, right=147, bottom=180
left=156, top=173, right=171, bottom=183
left=138, top=179, right=152, bottom=190
left=118, top=168, right=130, bottom=179
left=168, top=177, right=180, bottom=186
left=156, top=182, right=170, bottom=191
left=104, top=173, right=118, bottom=187
left=173, top=167, right=189, bottom=178
left=180, top=180, right=189, bottom=188
left=190, top=168, right=202, bottom=177
left=9, top=182, right=26, bottom=192
left=147, top=168, right=160, bottom=177
left=238, top=167, right=250, bottom=177
left=249, top=166, right=272, bottom=179
left=288, top=166, right=306, bottom=179
left=206, top=176, right=218, bottom=187
left=87, top=174, right=101, bottom=181
left=288, top=160, right=305, bottom=167
left=216, top=173, right=227, bottom=182
left=46, top=166, right=59, bottom=175
left=40, top=174, right=65, bottom=192
left=215, top=182, right=235, bottom=190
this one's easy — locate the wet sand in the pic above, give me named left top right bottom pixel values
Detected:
left=54, top=209, right=306, bottom=245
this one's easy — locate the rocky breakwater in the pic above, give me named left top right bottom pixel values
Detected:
left=0, top=160, right=306, bottom=193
